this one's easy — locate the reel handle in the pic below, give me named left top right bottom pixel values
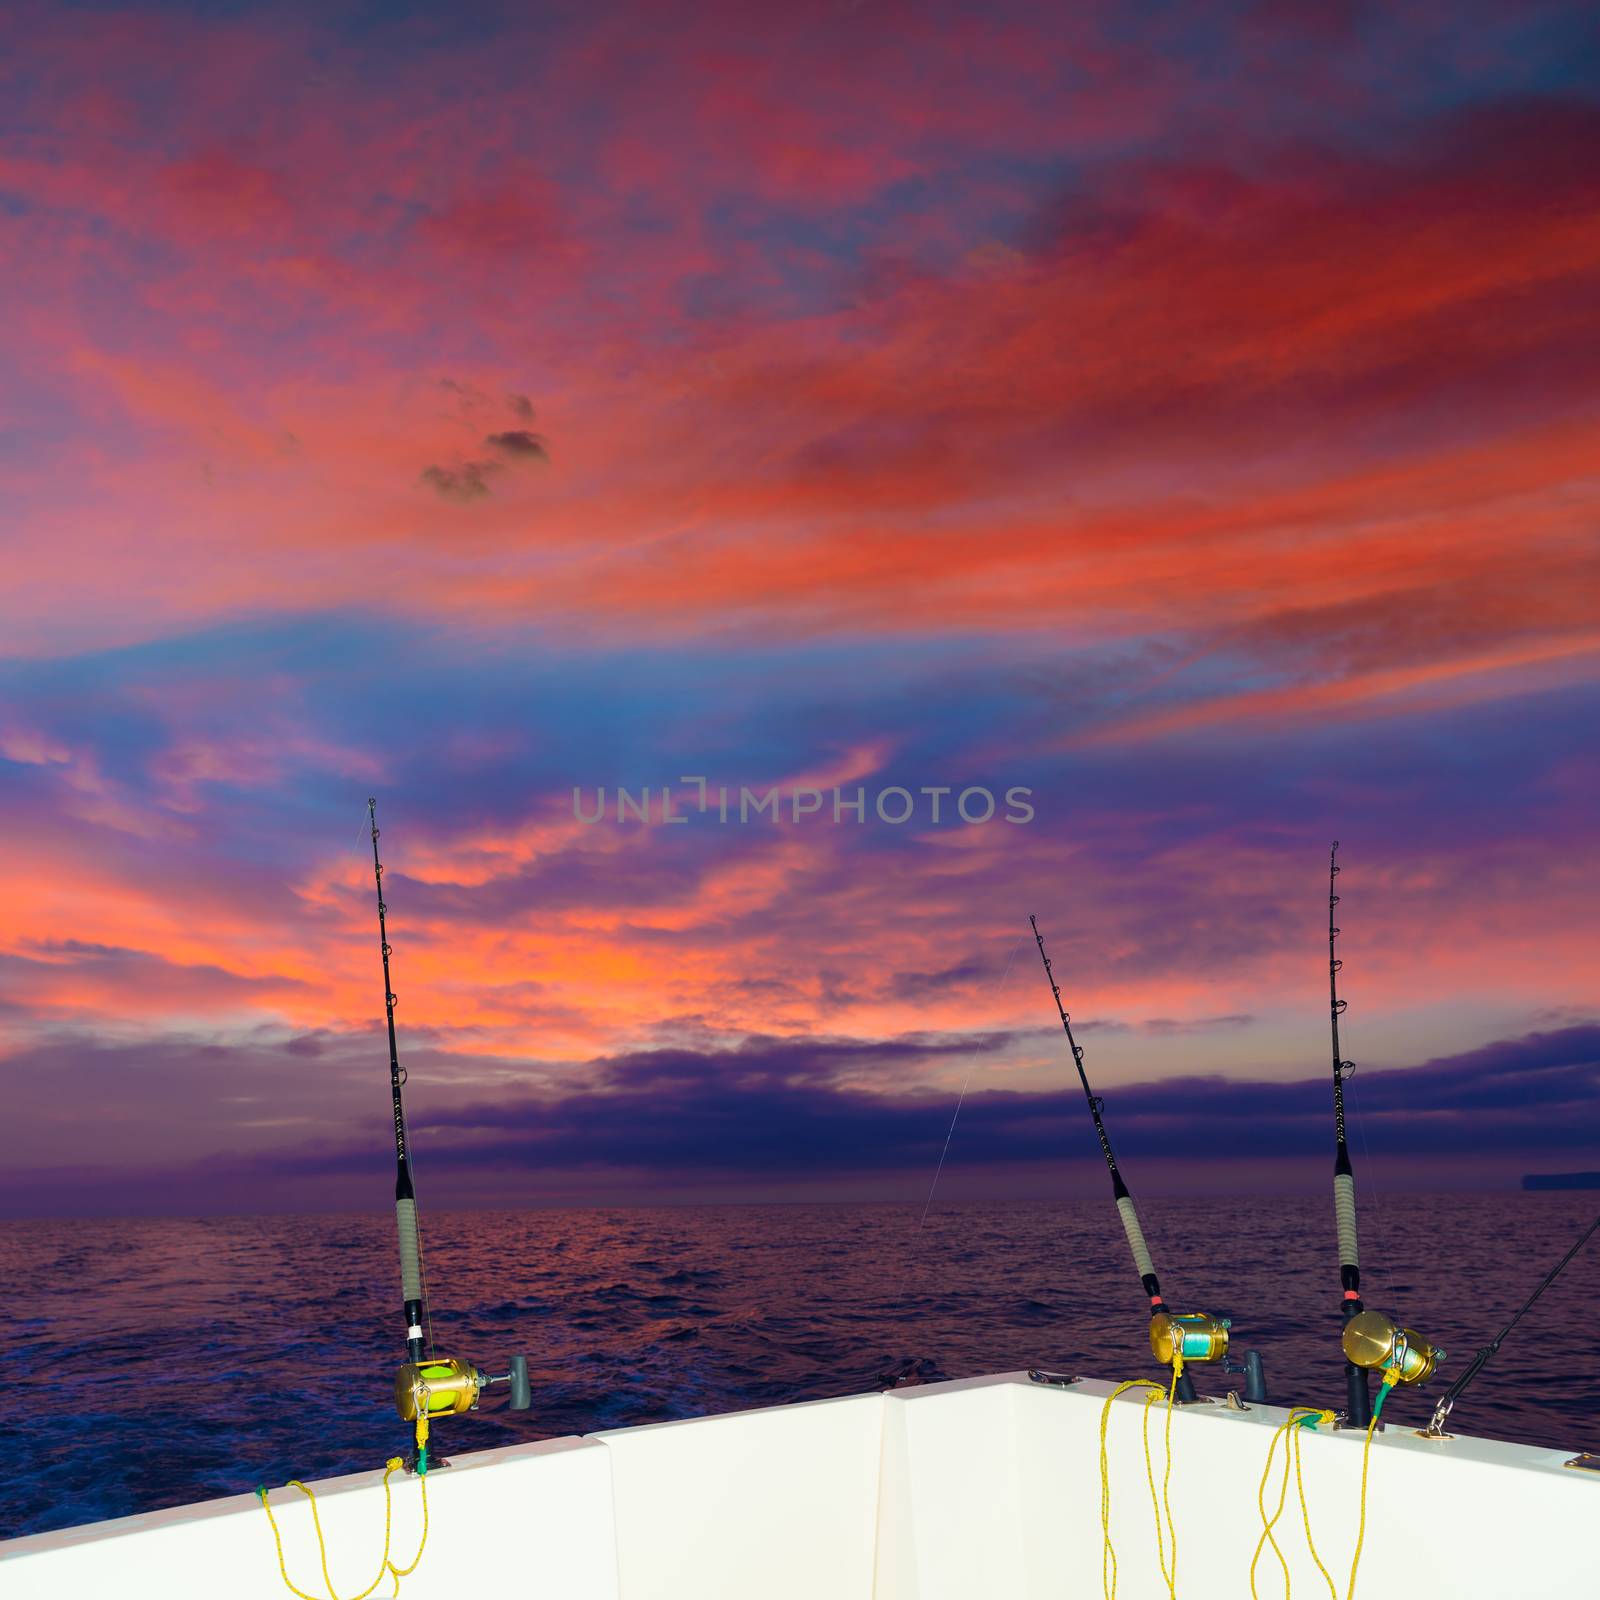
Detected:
left=483, top=1354, right=532, bottom=1411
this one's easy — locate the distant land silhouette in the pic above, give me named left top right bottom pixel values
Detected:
left=1521, top=1171, right=1600, bottom=1191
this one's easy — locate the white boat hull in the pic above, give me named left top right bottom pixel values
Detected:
left=4, top=1371, right=1594, bottom=1597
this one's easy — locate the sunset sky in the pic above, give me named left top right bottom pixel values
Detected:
left=2, top=0, right=1597, bottom=1215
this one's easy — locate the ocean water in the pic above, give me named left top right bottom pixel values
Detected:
left=6, top=1194, right=1598, bottom=1541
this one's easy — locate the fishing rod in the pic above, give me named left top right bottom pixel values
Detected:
left=367, top=798, right=530, bottom=1469
left=1422, top=1211, right=1599, bottom=1438
left=1326, top=841, right=1371, bottom=1426
left=1325, top=843, right=1448, bottom=1420
left=1030, top=916, right=1229, bottom=1402
left=370, top=797, right=425, bottom=1368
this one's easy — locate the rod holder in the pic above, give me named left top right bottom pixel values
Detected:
left=1221, top=1348, right=1263, bottom=1404
left=1345, top=1362, right=1373, bottom=1427
left=1244, top=1349, right=1267, bottom=1403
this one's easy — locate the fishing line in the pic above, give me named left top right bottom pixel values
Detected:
left=1344, top=1069, right=1388, bottom=1267
left=415, top=1194, right=438, bottom=1363
left=918, top=927, right=1028, bottom=1228
left=769, top=926, right=1031, bottom=1409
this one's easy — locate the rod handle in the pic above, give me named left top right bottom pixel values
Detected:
left=1116, top=1195, right=1157, bottom=1281
left=396, top=1197, right=423, bottom=1303
left=1334, top=1173, right=1359, bottom=1269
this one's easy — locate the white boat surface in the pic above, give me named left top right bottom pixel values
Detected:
left=3, top=1369, right=1594, bottom=1597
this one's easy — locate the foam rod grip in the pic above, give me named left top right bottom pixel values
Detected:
left=396, top=1197, right=424, bottom=1302
left=1116, top=1195, right=1157, bottom=1280
left=1334, top=1172, right=1359, bottom=1268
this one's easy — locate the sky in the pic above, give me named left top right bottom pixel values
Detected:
left=1, top=0, right=1597, bottom=1216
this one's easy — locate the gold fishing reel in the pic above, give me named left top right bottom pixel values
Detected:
left=1341, top=1311, right=1446, bottom=1385
left=396, top=1357, right=482, bottom=1421
left=1149, top=1311, right=1231, bottom=1366
left=395, top=1354, right=532, bottom=1421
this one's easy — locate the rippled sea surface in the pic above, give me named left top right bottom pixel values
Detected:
left=7, top=1194, right=1598, bottom=1540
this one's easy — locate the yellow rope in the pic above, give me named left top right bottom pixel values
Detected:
left=1099, top=1354, right=1184, bottom=1600
left=1100, top=1380, right=1148, bottom=1600
left=1139, top=1388, right=1172, bottom=1594
left=1158, top=1359, right=1181, bottom=1599
left=258, top=1417, right=430, bottom=1600
left=1250, top=1408, right=1337, bottom=1600
left=1250, top=1412, right=1297, bottom=1600
left=1292, top=1413, right=1339, bottom=1600
left=1249, top=1371, right=1396, bottom=1600
left=385, top=1466, right=429, bottom=1584
left=1344, top=1370, right=1399, bottom=1600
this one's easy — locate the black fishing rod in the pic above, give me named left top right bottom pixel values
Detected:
left=369, top=797, right=426, bottom=1367
left=1327, top=844, right=1450, bottom=1418
left=1327, top=841, right=1372, bottom=1426
left=1423, top=1211, right=1599, bottom=1437
left=1030, top=916, right=1229, bottom=1401
left=366, top=799, right=529, bottom=1469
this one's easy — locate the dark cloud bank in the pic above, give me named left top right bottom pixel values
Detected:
left=4, top=1024, right=1593, bottom=1214
left=400, top=1023, right=1600, bottom=1176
